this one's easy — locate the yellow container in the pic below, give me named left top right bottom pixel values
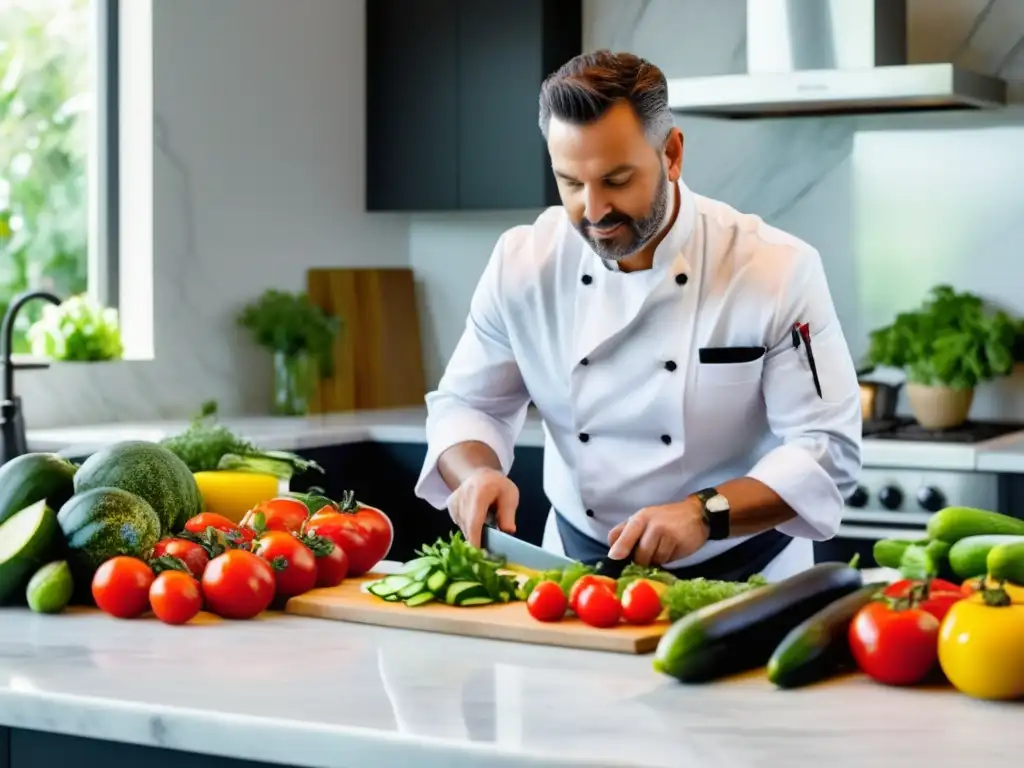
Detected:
left=193, top=471, right=286, bottom=523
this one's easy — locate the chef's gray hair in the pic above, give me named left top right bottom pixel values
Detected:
left=538, top=50, right=674, bottom=147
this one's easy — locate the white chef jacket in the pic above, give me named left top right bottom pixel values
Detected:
left=414, top=179, right=862, bottom=580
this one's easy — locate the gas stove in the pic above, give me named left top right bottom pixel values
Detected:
left=815, top=417, right=1024, bottom=567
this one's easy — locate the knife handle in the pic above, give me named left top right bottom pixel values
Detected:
left=484, top=503, right=498, bottom=527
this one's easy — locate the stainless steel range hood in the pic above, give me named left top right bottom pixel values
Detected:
left=666, top=0, right=1008, bottom=119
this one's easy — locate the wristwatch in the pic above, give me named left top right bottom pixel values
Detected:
left=693, top=487, right=730, bottom=540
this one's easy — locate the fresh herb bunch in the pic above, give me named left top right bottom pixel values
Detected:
left=660, top=574, right=767, bottom=621
left=159, top=400, right=323, bottom=479
left=237, top=289, right=340, bottom=375
left=867, top=285, right=1018, bottom=390
left=416, top=531, right=519, bottom=603
left=27, top=293, right=124, bottom=361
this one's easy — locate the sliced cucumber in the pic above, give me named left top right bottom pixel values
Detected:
left=426, top=569, right=447, bottom=594
left=382, top=592, right=401, bottom=602
left=0, top=499, right=60, bottom=605
left=400, top=556, right=440, bottom=574
left=445, top=581, right=488, bottom=605
left=410, top=565, right=434, bottom=582
left=404, top=591, right=435, bottom=607
left=368, top=575, right=414, bottom=598
left=460, top=596, right=494, bottom=606
left=397, top=580, right=426, bottom=599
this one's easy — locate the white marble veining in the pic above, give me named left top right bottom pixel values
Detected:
left=1, top=601, right=1020, bottom=768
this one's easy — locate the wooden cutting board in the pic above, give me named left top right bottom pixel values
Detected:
left=305, top=267, right=427, bottom=413
left=284, top=573, right=671, bottom=654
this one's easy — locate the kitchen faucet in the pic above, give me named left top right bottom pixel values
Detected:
left=0, top=290, right=61, bottom=464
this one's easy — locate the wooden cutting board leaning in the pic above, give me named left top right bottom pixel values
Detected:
left=284, top=573, right=671, bottom=654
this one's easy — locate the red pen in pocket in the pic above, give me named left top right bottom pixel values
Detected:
left=791, top=322, right=822, bottom=398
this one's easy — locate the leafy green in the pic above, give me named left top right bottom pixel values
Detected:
left=867, top=284, right=1019, bottom=389
left=416, top=531, right=519, bottom=603
left=159, top=401, right=323, bottom=479
left=661, top=574, right=768, bottom=622
left=237, top=289, right=341, bottom=376
left=517, top=562, right=598, bottom=600
left=614, top=563, right=679, bottom=597
left=26, top=293, right=123, bottom=361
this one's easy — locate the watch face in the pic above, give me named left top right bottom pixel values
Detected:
left=706, top=494, right=729, bottom=513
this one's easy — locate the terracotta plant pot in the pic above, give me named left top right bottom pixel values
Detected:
left=906, top=383, right=975, bottom=430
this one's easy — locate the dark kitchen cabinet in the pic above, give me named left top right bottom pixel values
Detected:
left=365, top=0, right=582, bottom=211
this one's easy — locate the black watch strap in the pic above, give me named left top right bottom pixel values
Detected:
left=694, top=486, right=730, bottom=540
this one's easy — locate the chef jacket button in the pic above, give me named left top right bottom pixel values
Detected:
left=660, top=434, right=672, bottom=445
left=581, top=357, right=589, bottom=366
left=585, top=509, right=595, bottom=518
left=581, top=274, right=593, bottom=285
left=675, top=273, right=688, bottom=286
left=664, top=360, right=677, bottom=372
left=579, top=432, right=590, bottom=443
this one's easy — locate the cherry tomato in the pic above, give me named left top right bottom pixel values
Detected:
left=882, top=578, right=962, bottom=622
left=92, top=557, right=155, bottom=619
left=575, top=583, right=622, bottom=628
left=848, top=600, right=940, bottom=686
left=569, top=574, right=618, bottom=612
left=620, top=580, right=663, bottom=625
left=313, top=538, right=349, bottom=588
left=184, top=512, right=239, bottom=535
left=149, top=571, right=202, bottom=625
left=201, top=550, right=276, bottom=619
left=254, top=531, right=318, bottom=598
left=305, top=513, right=374, bottom=575
left=527, top=580, right=568, bottom=622
left=151, top=538, right=210, bottom=580
left=241, top=497, right=310, bottom=534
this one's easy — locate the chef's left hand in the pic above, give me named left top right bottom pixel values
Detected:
left=606, top=498, right=709, bottom=566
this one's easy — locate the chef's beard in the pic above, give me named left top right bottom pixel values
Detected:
left=577, top=165, right=671, bottom=262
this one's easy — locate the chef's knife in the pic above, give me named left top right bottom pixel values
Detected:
left=480, top=524, right=575, bottom=572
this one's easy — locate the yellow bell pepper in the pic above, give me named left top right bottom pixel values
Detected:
left=938, top=588, right=1024, bottom=701
left=962, top=575, right=1024, bottom=604
left=193, top=471, right=285, bottom=523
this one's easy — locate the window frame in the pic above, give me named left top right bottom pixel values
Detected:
left=92, top=0, right=120, bottom=312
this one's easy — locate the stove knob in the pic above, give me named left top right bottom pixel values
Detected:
left=846, top=485, right=869, bottom=508
left=878, top=485, right=904, bottom=510
left=917, top=486, right=946, bottom=513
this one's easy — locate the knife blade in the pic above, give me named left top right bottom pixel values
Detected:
left=480, top=522, right=574, bottom=572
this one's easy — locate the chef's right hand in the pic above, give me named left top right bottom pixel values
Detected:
left=447, top=467, right=519, bottom=548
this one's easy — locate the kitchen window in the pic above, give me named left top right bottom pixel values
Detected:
left=0, top=0, right=153, bottom=361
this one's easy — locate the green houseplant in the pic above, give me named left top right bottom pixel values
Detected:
left=26, top=294, right=124, bottom=361
left=237, top=289, right=340, bottom=416
left=867, top=285, right=1018, bottom=429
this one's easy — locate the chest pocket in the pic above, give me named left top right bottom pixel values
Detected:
left=686, top=346, right=767, bottom=460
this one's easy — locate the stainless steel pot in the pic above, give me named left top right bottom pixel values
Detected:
left=857, top=366, right=901, bottom=422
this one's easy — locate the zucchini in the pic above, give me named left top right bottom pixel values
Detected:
left=926, top=506, right=1024, bottom=544
left=872, top=539, right=913, bottom=569
left=899, top=540, right=952, bottom=581
left=652, top=562, right=863, bottom=683
left=445, top=581, right=488, bottom=605
left=987, top=540, right=1024, bottom=586
left=404, top=591, right=435, bottom=607
left=0, top=499, right=60, bottom=605
left=948, top=535, right=1024, bottom=579
left=766, top=582, right=887, bottom=689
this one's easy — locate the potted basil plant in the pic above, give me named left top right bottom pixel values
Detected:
left=866, top=285, right=1018, bottom=430
left=26, top=294, right=124, bottom=361
left=237, top=289, right=340, bottom=416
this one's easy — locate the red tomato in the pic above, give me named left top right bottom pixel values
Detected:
left=151, top=538, right=210, bottom=580
left=527, top=580, right=568, bottom=622
left=882, top=578, right=963, bottom=622
left=201, top=550, right=276, bottom=619
left=149, top=571, right=202, bottom=625
left=313, top=538, right=349, bottom=588
left=848, top=601, right=940, bottom=686
left=305, top=513, right=373, bottom=575
left=575, top=583, right=622, bottom=628
left=620, top=580, right=663, bottom=625
left=241, top=497, right=310, bottom=534
left=569, top=574, right=618, bottom=612
left=92, top=557, right=155, bottom=619
left=184, top=513, right=239, bottom=535
left=253, top=531, right=318, bottom=598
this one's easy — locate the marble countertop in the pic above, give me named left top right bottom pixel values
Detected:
left=1, top=593, right=1019, bottom=768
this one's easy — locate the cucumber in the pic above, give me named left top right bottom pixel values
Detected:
left=367, top=575, right=412, bottom=597
left=948, top=535, right=1024, bottom=579
left=899, top=540, right=952, bottom=580
left=445, top=581, right=488, bottom=605
left=766, top=582, right=887, bottom=689
left=26, top=560, right=74, bottom=614
left=652, top=562, right=863, bottom=683
left=0, top=499, right=60, bottom=605
left=0, top=452, right=77, bottom=528
left=397, top=580, right=426, bottom=599
left=987, top=541, right=1024, bottom=586
left=404, top=591, right=435, bottom=607
left=926, top=506, right=1024, bottom=544
left=460, top=596, right=494, bottom=606
left=426, top=569, right=447, bottom=594
left=400, top=556, right=440, bottom=574
left=872, top=539, right=914, bottom=569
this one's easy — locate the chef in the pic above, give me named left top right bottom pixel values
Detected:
left=413, top=50, right=862, bottom=582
